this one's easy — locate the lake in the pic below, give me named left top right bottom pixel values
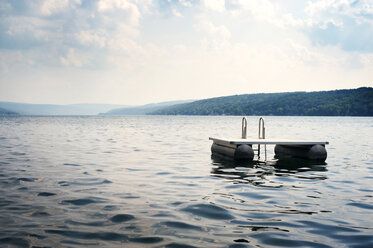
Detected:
left=0, top=116, right=372, bottom=247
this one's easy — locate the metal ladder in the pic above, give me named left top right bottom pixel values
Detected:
left=241, top=117, right=267, bottom=160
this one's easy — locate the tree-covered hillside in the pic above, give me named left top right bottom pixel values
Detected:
left=152, top=87, right=373, bottom=116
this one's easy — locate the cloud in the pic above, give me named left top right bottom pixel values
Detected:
left=221, top=0, right=373, bottom=53
left=60, top=48, right=87, bottom=67
left=229, top=0, right=276, bottom=20
left=203, top=0, right=225, bottom=12
left=0, top=16, right=48, bottom=49
left=40, top=0, right=81, bottom=16
left=196, top=17, right=231, bottom=49
left=97, top=0, right=140, bottom=26
left=0, top=0, right=147, bottom=69
left=179, top=0, right=193, bottom=7
left=156, top=0, right=194, bottom=18
left=304, top=0, right=373, bottom=52
left=172, top=8, right=183, bottom=17
left=75, top=30, right=106, bottom=48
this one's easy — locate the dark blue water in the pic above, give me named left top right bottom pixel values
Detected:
left=0, top=116, right=372, bottom=247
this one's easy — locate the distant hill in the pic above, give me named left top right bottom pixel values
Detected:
left=0, top=107, right=19, bottom=116
left=151, top=87, right=373, bottom=116
left=0, top=102, right=127, bottom=115
left=101, top=100, right=195, bottom=115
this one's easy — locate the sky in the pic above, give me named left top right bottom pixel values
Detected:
left=0, top=0, right=373, bottom=105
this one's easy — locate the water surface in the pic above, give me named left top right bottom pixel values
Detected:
left=0, top=116, right=372, bottom=247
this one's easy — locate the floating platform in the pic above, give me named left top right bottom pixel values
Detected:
left=209, top=117, right=329, bottom=162
left=210, top=138, right=329, bottom=146
left=209, top=137, right=329, bottom=162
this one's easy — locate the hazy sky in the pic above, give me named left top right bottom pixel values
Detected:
left=0, top=0, right=372, bottom=105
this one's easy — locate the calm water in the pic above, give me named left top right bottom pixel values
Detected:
left=0, top=116, right=372, bottom=248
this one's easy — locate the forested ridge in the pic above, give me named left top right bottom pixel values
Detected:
left=152, top=87, right=373, bottom=116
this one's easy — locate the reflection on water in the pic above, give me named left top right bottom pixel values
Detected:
left=211, top=155, right=328, bottom=185
left=0, top=116, right=373, bottom=247
left=270, top=158, right=327, bottom=172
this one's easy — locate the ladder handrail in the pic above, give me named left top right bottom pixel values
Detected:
left=242, top=117, right=247, bottom=139
left=258, top=117, right=265, bottom=139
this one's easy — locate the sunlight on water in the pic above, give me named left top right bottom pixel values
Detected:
left=0, top=116, right=372, bottom=247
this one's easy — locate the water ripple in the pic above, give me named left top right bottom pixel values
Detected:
left=37, top=192, right=56, bottom=197
left=65, top=219, right=107, bottom=227
left=110, top=214, right=134, bottom=223
left=251, top=232, right=333, bottom=247
left=61, top=197, right=106, bottom=206
left=45, top=229, right=128, bottom=241
left=0, top=237, right=29, bottom=247
left=160, top=221, right=203, bottom=230
left=182, top=203, right=234, bottom=220
left=165, top=243, right=199, bottom=248
left=346, top=202, right=373, bottom=210
left=129, top=236, right=163, bottom=243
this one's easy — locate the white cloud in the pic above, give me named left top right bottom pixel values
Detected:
left=97, top=0, right=140, bottom=26
left=305, top=0, right=373, bottom=26
left=241, top=0, right=276, bottom=19
left=40, top=0, right=81, bottom=16
left=60, top=48, right=88, bottom=67
left=203, top=0, right=225, bottom=12
left=196, top=17, right=231, bottom=49
left=225, top=0, right=307, bottom=29
left=303, top=0, right=373, bottom=52
left=227, top=0, right=276, bottom=20
left=179, top=0, right=192, bottom=7
left=107, top=37, right=142, bottom=55
left=277, top=13, right=306, bottom=28
left=98, top=0, right=130, bottom=11
left=132, top=0, right=153, bottom=14
left=304, top=0, right=373, bottom=18
left=172, top=8, right=183, bottom=18
left=0, top=0, right=148, bottom=69
left=75, top=30, right=106, bottom=48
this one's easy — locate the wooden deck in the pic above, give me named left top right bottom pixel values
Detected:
left=209, top=137, right=329, bottom=146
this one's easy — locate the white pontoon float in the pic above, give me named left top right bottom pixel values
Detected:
left=209, top=117, right=329, bottom=162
